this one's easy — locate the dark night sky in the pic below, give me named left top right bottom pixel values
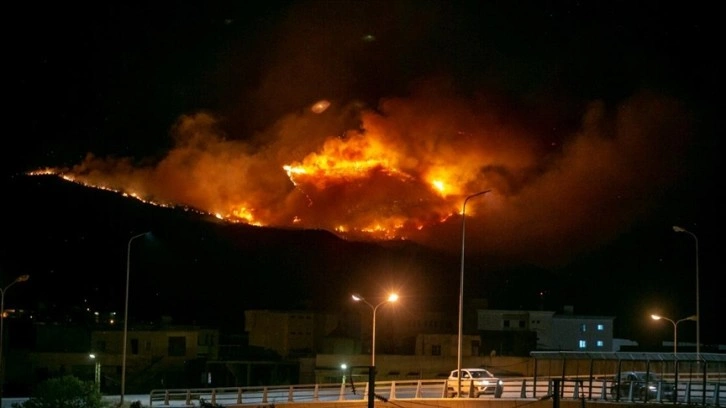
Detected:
left=3, top=1, right=723, bottom=346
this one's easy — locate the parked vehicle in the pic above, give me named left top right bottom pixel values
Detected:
left=446, top=368, right=502, bottom=398
left=610, top=371, right=675, bottom=401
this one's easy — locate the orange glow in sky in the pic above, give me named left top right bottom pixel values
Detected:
left=33, top=89, right=693, bottom=266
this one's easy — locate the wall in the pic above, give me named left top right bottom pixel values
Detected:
left=313, top=354, right=535, bottom=384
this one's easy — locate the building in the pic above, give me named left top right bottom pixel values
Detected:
left=6, top=306, right=619, bottom=394
left=244, top=310, right=341, bottom=358
left=551, top=314, right=614, bottom=351
left=15, top=323, right=219, bottom=395
left=91, top=326, right=217, bottom=389
left=476, top=309, right=614, bottom=352
left=415, top=333, right=480, bottom=357
left=369, top=310, right=458, bottom=355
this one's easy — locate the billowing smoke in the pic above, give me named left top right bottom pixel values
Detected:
left=50, top=86, right=692, bottom=267
left=37, top=1, right=697, bottom=267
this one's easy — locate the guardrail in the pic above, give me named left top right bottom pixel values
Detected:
left=148, top=376, right=726, bottom=407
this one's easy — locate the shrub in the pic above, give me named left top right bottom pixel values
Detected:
left=11, top=375, right=110, bottom=408
left=199, top=398, right=225, bottom=407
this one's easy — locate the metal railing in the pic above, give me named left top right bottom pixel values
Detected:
left=148, top=375, right=726, bottom=407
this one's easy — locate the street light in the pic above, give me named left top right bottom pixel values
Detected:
left=351, top=293, right=398, bottom=367
left=651, top=314, right=697, bottom=354
left=457, top=190, right=490, bottom=397
left=0, top=274, right=30, bottom=403
left=672, top=226, right=700, bottom=359
left=121, top=231, right=150, bottom=406
left=89, top=353, right=101, bottom=392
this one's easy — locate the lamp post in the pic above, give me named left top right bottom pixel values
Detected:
left=457, top=190, right=490, bottom=397
left=89, top=353, right=101, bottom=392
left=651, top=314, right=697, bottom=354
left=352, top=293, right=398, bottom=367
left=672, top=226, right=700, bottom=359
left=121, top=232, right=150, bottom=406
left=0, top=274, right=30, bottom=404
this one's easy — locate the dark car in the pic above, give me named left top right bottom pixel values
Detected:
left=610, top=371, right=675, bottom=401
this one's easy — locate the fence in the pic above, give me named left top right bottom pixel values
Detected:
left=148, top=375, right=726, bottom=407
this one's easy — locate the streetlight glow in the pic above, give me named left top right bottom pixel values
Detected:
left=651, top=314, right=697, bottom=354
left=121, top=231, right=150, bottom=406
left=672, top=225, right=700, bottom=360
left=89, top=353, right=101, bottom=392
left=457, top=190, right=490, bottom=398
left=351, top=293, right=398, bottom=367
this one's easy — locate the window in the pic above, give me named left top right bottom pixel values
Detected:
left=503, top=320, right=510, bottom=328
left=168, top=336, right=187, bottom=357
left=431, top=345, right=441, bottom=356
left=578, top=340, right=587, bottom=349
left=596, top=340, right=604, bottom=347
left=580, top=324, right=587, bottom=333
left=519, top=320, right=526, bottom=328
left=131, top=339, right=139, bottom=355
left=597, top=324, right=604, bottom=331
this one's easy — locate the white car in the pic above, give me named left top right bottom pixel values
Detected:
left=446, top=368, right=502, bottom=397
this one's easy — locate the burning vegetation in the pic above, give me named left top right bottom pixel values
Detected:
left=31, top=90, right=693, bottom=265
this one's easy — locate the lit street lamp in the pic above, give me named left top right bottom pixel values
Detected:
left=672, top=226, right=700, bottom=359
left=0, top=274, right=30, bottom=403
left=651, top=314, right=697, bottom=354
left=89, top=353, right=101, bottom=392
left=457, top=190, right=490, bottom=397
left=121, top=231, right=150, bottom=406
left=351, top=293, right=398, bottom=367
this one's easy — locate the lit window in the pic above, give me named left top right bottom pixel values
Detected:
left=580, top=324, right=587, bottom=333
left=579, top=340, right=587, bottom=349
left=596, top=340, right=604, bottom=347
left=597, top=324, right=604, bottom=331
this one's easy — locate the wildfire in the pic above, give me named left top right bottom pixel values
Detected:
left=282, top=132, right=411, bottom=189
left=22, top=81, right=692, bottom=265
left=29, top=168, right=200, bottom=214
left=27, top=100, right=516, bottom=244
left=31, top=130, right=473, bottom=242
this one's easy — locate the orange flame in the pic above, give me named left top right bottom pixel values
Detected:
left=25, top=85, right=692, bottom=266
